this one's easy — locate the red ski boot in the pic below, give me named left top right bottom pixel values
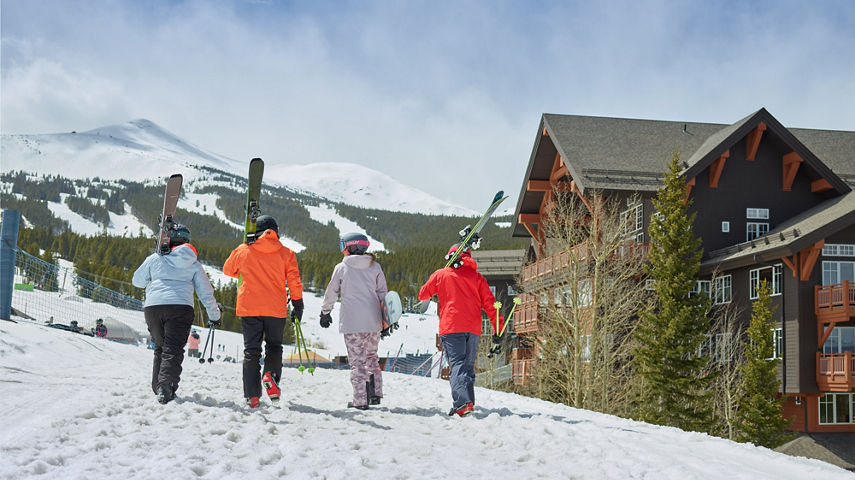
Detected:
left=262, top=371, right=280, bottom=402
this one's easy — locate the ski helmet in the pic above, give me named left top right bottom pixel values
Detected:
left=170, top=224, right=191, bottom=245
left=445, top=244, right=471, bottom=268
left=340, top=232, right=369, bottom=255
left=256, top=215, right=278, bottom=235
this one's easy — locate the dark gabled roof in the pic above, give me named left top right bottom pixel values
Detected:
left=683, top=108, right=850, bottom=194
left=701, top=191, right=855, bottom=272
left=512, top=108, right=855, bottom=238
left=471, top=249, right=526, bottom=279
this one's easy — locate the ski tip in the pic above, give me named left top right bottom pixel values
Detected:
left=492, top=191, right=505, bottom=203
left=250, top=157, right=263, bottom=162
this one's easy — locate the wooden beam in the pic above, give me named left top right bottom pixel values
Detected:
left=811, top=178, right=833, bottom=193
left=799, top=240, right=825, bottom=282
left=542, top=127, right=549, bottom=137
left=684, top=177, right=696, bottom=204
left=570, top=180, right=594, bottom=213
left=780, top=254, right=798, bottom=279
left=709, top=150, right=730, bottom=188
left=550, top=152, right=569, bottom=183
left=746, top=122, right=767, bottom=161
left=519, top=213, right=541, bottom=225
left=527, top=180, right=552, bottom=192
left=782, top=152, right=803, bottom=192
left=819, top=322, right=836, bottom=349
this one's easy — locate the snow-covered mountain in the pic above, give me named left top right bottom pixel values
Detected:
left=1, top=119, right=478, bottom=216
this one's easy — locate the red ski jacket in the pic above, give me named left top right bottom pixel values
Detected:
left=223, top=229, right=303, bottom=318
left=418, top=256, right=503, bottom=336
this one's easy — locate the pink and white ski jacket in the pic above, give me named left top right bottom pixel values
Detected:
left=321, top=254, right=388, bottom=334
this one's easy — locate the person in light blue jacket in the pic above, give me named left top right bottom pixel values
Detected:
left=132, top=224, right=220, bottom=404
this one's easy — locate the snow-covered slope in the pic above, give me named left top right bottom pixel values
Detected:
left=0, top=319, right=850, bottom=480
left=1, top=119, right=478, bottom=215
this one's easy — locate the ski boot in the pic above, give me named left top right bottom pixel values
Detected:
left=262, top=371, right=280, bottom=402
left=247, top=396, right=261, bottom=408
left=156, top=384, right=175, bottom=405
left=448, top=402, right=474, bottom=417
left=347, top=402, right=369, bottom=410
left=366, top=375, right=381, bottom=405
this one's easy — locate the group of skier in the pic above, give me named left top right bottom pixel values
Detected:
left=132, top=215, right=503, bottom=417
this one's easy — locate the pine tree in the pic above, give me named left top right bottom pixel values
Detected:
left=635, top=150, right=712, bottom=432
left=735, top=280, right=793, bottom=447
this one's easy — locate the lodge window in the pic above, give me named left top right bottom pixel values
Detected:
left=581, top=334, right=591, bottom=363
left=749, top=264, right=783, bottom=299
left=507, top=285, right=518, bottom=296
left=621, top=203, right=644, bottom=240
left=577, top=279, right=592, bottom=307
left=698, top=333, right=732, bottom=363
left=721, top=221, right=730, bottom=233
left=746, top=208, right=769, bottom=220
left=689, top=280, right=711, bottom=298
left=822, top=261, right=855, bottom=285
left=822, top=244, right=855, bottom=257
left=769, top=327, right=783, bottom=360
left=746, top=222, right=769, bottom=241
left=714, top=275, right=732, bottom=304
left=819, top=393, right=855, bottom=425
left=822, top=327, right=855, bottom=354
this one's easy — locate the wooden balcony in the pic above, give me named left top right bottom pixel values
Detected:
left=816, top=351, right=855, bottom=392
left=521, top=242, right=649, bottom=285
left=512, top=358, right=536, bottom=385
left=513, top=304, right=541, bottom=335
left=815, top=281, right=855, bottom=323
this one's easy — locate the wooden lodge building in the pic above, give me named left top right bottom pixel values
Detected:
left=508, top=108, right=855, bottom=433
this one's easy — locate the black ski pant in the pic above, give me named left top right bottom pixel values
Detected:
left=145, top=304, right=194, bottom=395
left=241, top=316, right=285, bottom=398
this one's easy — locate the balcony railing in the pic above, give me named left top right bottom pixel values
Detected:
left=815, top=281, right=855, bottom=323
left=521, top=242, right=649, bottom=283
left=512, top=358, right=536, bottom=386
left=816, top=351, right=855, bottom=392
left=513, top=304, right=540, bottom=334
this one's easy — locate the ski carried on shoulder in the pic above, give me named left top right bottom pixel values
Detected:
left=156, top=174, right=183, bottom=255
left=243, top=158, right=265, bottom=244
left=415, top=190, right=508, bottom=313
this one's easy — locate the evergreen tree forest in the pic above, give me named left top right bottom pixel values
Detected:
left=3, top=169, right=527, bottom=334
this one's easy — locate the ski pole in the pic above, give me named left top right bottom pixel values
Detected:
left=498, top=297, right=522, bottom=337
left=207, top=326, right=216, bottom=363
left=296, top=317, right=315, bottom=374
left=199, top=324, right=214, bottom=364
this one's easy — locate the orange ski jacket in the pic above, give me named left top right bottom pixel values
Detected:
left=223, top=230, right=303, bottom=318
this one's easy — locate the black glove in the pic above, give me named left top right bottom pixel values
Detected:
left=488, top=334, right=502, bottom=356
left=208, top=318, right=221, bottom=328
left=290, top=298, right=304, bottom=322
left=320, top=312, right=332, bottom=328
left=380, top=322, right=399, bottom=339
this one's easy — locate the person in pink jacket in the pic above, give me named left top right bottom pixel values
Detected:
left=187, top=329, right=201, bottom=358
left=320, top=233, right=388, bottom=410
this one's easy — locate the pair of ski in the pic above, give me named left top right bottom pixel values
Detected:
left=414, top=190, right=509, bottom=314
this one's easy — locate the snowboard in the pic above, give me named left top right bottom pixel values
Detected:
left=414, top=191, right=508, bottom=313
left=243, top=158, right=265, bottom=244
left=156, top=174, right=183, bottom=255
left=380, top=291, right=403, bottom=337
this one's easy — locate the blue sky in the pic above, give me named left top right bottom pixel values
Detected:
left=2, top=0, right=854, bottom=210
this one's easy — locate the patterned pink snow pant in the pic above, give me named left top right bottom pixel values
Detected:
left=343, top=332, right=383, bottom=407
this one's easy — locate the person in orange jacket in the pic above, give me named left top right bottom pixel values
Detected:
left=418, top=244, right=503, bottom=417
left=223, top=215, right=303, bottom=408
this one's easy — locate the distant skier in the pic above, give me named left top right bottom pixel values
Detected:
left=223, top=215, right=303, bottom=408
left=418, top=244, right=503, bottom=417
left=320, top=233, right=388, bottom=410
left=94, top=318, right=108, bottom=338
left=187, top=328, right=201, bottom=358
left=132, top=224, right=221, bottom=405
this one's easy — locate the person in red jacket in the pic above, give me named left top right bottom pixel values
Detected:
left=223, top=215, right=304, bottom=408
left=418, top=244, right=503, bottom=417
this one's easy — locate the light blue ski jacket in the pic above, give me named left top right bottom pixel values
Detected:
left=132, top=244, right=220, bottom=320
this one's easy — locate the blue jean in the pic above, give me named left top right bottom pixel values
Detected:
left=440, top=332, right=480, bottom=408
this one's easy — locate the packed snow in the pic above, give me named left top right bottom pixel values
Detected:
left=1, top=318, right=851, bottom=480
left=304, top=204, right=386, bottom=252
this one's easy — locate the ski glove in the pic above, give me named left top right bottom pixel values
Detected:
left=380, top=322, right=399, bottom=339
left=290, top=298, right=304, bottom=322
left=320, top=312, right=332, bottom=328
left=208, top=318, right=221, bottom=328
left=488, top=334, right=502, bottom=355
